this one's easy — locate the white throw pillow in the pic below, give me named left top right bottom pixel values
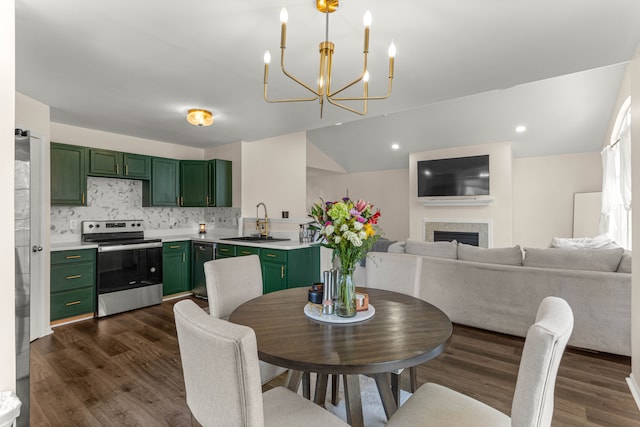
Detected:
left=548, top=234, right=621, bottom=249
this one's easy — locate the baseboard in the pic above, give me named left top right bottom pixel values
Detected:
left=626, top=373, right=640, bottom=411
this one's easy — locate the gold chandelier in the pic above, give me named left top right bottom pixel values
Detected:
left=263, top=0, right=396, bottom=118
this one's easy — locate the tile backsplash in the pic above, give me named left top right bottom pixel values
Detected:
left=50, top=176, right=240, bottom=236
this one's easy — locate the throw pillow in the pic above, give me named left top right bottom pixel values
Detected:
left=387, top=241, right=406, bottom=253
left=458, top=243, right=523, bottom=266
left=548, top=234, right=621, bottom=249
left=523, top=247, right=625, bottom=272
left=404, top=240, right=457, bottom=259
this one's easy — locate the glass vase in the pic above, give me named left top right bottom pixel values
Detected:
left=335, top=267, right=357, bottom=318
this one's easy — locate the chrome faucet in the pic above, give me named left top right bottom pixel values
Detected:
left=256, top=202, right=269, bottom=238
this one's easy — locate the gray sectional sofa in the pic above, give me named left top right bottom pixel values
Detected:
left=356, top=240, right=632, bottom=356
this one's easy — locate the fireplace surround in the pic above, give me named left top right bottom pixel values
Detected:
left=424, top=219, right=492, bottom=248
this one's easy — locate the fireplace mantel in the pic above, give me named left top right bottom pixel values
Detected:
left=419, top=196, right=495, bottom=207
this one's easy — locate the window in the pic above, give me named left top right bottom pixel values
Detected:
left=600, top=97, right=631, bottom=249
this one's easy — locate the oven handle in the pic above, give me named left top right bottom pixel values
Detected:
left=98, top=242, right=163, bottom=252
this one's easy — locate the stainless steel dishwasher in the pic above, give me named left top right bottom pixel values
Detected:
left=192, top=241, right=214, bottom=298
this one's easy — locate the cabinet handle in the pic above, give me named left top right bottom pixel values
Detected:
left=266, top=253, right=276, bottom=258
left=65, top=255, right=82, bottom=259
left=65, top=274, right=82, bottom=280
left=241, top=251, right=251, bottom=255
left=81, top=192, right=85, bottom=204
left=116, top=164, right=119, bottom=174
left=180, top=196, right=184, bottom=206
left=206, top=196, right=210, bottom=205
left=182, top=253, right=185, bottom=263
left=219, top=248, right=229, bottom=252
left=281, top=265, right=285, bottom=279
left=169, top=245, right=180, bottom=249
left=65, top=301, right=81, bottom=306
left=125, top=164, right=129, bottom=176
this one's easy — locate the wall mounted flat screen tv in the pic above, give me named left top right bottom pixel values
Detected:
left=418, top=155, right=490, bottom=197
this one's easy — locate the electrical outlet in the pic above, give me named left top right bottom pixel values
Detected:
left=69, top=219, right=78, bottom=230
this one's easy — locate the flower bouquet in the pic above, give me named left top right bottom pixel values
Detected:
left=309, top=197, right=381, bottom=317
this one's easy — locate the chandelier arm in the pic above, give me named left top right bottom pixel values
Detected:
left=325, top=96, right=367, bottom=116
left=263, top=56, right=318, bottom=103
left=329, top=67, right=393, bottom=101
left=279, top=48, right=322, bottom=97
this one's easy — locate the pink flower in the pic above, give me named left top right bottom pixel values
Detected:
left=355, top=199, right=367, bottom=212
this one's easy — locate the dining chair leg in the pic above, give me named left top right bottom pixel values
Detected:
left=331, top=374, right=339, bottom=405
left=314, top=373, right=329, bottom=405
left=302, top=372, right=311, bottom=399
left=409, top=366, right=418, bottom=393
left=390, top=372, right=401, bottom=406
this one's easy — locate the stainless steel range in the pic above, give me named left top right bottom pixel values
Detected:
left=82, top=220, right=163, bottom=317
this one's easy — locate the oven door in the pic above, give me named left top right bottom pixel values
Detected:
left=97, top=244, right=163, bottom=295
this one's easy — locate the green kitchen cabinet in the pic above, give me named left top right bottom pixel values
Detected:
left=162, top=241, right=191, bottom=296
left=51, top=142, right=87, bottom=206
left=180, top=160, right=208, bottom=207
left=50, top=249, right=96, bottom=321
left=259, top=246, right=320, bottom=294
left=207, top=159, right=232, bottom=207
left=215, top=243, right=237, bottom=259
left=89, top=149, right=151, bottom=179
left=144, top=157, right=180, bottom=206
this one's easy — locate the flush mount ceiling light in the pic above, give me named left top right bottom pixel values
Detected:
left=515, top=125, right=527, bottom=133
left=263, top=0, right=396, bottom=118
left=187, top=109, right=213, bottom=127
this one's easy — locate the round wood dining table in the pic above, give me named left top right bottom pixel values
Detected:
left=229, top=286, right=452, bottom=427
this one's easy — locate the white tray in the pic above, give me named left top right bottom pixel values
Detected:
left=304, top=302, right=375, bottom=324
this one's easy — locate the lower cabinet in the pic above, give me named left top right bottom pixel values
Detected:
left=162, top=241, right=191, bottom=296
left=50, top=249, right=96, bottom=321
left=259, top=246, right=320, bottom=294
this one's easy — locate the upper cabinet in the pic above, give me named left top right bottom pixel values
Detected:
left=89, top=149, right=151, bottom=180
left=180, top=161, right=209, bottom=207
left=208, top=159, right=232, bottom=207
left=51, top=142, right=87, bottom=206
left=179, top=160, right=233, bottom=207
left=144, top=157, right=180, bottom=207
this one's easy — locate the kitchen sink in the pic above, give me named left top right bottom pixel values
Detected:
left=220, top=236, right=290, bottom=243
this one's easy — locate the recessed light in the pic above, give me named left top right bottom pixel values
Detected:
left=515, top=125, right=526, bottom=133
left=391, top=143, right=400, bottom=150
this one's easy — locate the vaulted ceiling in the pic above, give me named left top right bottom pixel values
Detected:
left=16, top=0, right=640, bottom=172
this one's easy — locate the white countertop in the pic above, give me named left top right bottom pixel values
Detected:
left=50, top=229, right=316, bottom=252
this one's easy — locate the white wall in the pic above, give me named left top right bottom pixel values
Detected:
left=306, top=169, right=410, bottom=241
left=409, top=142, right=513, bottom=247
left=50, top=122, right=203, bottom=159
left=512, top=152, right=602, bottom=248
left=1, top=0, right=15, bottom=391
left=241, top=132, right=307, bottom=219
left=630, top=45, right=640, bottom=404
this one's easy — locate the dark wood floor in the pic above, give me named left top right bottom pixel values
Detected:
left=31, top=296, right=640, bottom=426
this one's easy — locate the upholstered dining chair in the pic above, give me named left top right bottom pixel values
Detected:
left=364, top=251, right=423, bottom=402
left=385, top=296, right=574, bottom=427
left=204, top=255, right=286, bottom=385
left=174, top=299, right=350, bottom=427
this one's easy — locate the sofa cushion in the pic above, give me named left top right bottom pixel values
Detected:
left=458, top=243, right=523, bottom=266
left=523, top=247, right=624, bottom=272
left=404, top=240, right=457, bottom=259
left=617, top=250, right=632, bottom=273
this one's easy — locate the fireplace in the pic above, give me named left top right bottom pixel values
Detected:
left=424, top=219, right=492, bottom=248
left=434, top=231, right=479, bottom=246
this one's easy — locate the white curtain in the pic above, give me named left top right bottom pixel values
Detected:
left=599, top=103, right=632, bottom=249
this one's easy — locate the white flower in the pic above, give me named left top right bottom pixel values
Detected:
left=353, top=222, right=363, bottom=231
left=325, top=225, right=334, bottom=235
left=358, top=231, right=367, bottom=240
left=340, top=224, right=349, bottom=232
left=335, top=236, right=342, bottom=243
